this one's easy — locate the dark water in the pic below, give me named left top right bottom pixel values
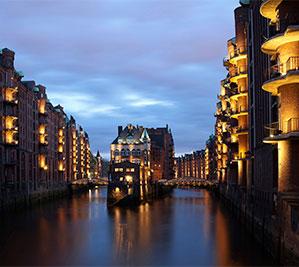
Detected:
left=0, top=188, right=276, bottom=266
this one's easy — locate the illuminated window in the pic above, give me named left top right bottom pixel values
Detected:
left=125, top=176, right=133, bottom=183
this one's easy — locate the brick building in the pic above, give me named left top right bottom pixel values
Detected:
left=175, top=150, right=205, bottom=179
left=147, top=125, right=175, bottom=180
left=0, top=48, right=92, bottom=209
left=210, top=0, right=299, bottom=263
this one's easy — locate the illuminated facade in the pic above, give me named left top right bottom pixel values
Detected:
left=0, top=48, right=93, bottom=209
left=110, top=124, right=151, bottom=184
left=215, top=81, right=230, bottom=183
left=175, top=150, right=205, bottom=179
left=227, top=5, right=250, bottom=189
left=260, top=0, right=299, bottom=260
left=261, top=0, right=299, bottom=193
left=204, top=135, right=217, bottom=180
left=211, top=0, right=299, bottom=262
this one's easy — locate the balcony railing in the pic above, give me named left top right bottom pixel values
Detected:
left=230, top=48, right=247, bottom=60
left=3, top=131, right=19, bottom=145
left=3, top=89, right=18, bottom=105
left=223, top=56, right=230, bottom=68
left=231, top=106, right=248, bottom=116
left=265, top=122, right=280, bottom=137
left=287, top=118, right=299, bottom=133
left=286, top=57, right=299, bottom=72
left=270, top=57, right=299, bottom=79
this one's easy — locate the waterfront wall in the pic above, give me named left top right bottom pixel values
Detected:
left=219, top=184, right=299, bottom=265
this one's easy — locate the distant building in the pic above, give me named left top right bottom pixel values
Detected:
left=147, top=125, right=175, bottom=180
left=205, top=135, right=217, bottom=180
left=175, top=150, right=205, bottom=179
left=110, top=124, right=151, bottom=184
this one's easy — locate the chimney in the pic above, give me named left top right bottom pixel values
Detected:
left=118, top=126, right=123, bottom=135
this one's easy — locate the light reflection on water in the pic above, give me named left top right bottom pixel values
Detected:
left=0, top=188, right=276, bottom=266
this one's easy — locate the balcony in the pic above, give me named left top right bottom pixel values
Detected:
left=3, top=116, right=18, bottom=131
left=38, top=99, right=47, bottom=115
left=230, top=69, right=248, bottom=83
left=39, top=134, right=48, bottom=146
left=262, top=25, right=299, bottom=55
left=3, top=88, right=18, bottom=105
left=58, top=144, right=63, bottom=153
left=3, top=131, right=18, bottom=145
left=264, top=119, right=299, bottom=143
left=263, top=56, right=299, bottom=95
left=260, top=0, right=282, bottom=24
left=231, top=106, right=248, bottom=119
left=229, top=48, right=247, bottom=65
left=223, top=56, right=230, bottom=68
left=230, top=90, right=248, bottom=101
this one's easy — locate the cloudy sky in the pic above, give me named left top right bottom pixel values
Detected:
left=1, top=0, right=239, bottom=158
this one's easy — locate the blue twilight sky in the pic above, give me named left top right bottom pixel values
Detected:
left=0, top=0, right=240, bottom=159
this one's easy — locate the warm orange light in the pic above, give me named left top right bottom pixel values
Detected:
left=39, top=134, right=48, bottom=144
left=4, top=87, right=18, bottom=102
left=58, top=144, right=63, bottom=153
left=5, top=130, right=18, bottom=144
left=38, top=99, right=46, bottom=114
left=39, top=154, right=46, bottom=169
left=4, top=116, right=17, bottom=129
left=58, top=160, right=64, bottom=171
left=39, top=124, right=46, bottom=134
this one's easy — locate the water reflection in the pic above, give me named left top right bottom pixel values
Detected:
left=0, top=188, right=275, bottom=266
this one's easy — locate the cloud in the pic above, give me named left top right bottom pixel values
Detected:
left=124, top=94, right=174, bottom=108
left=0, top=0, right=240, bottom=158
left=50, top=92, right=121, bottom=117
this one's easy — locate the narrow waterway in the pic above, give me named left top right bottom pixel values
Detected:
left=0, top=188, right=276, bottom=266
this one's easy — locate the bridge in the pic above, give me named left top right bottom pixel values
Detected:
left=158, top=178, right=218, bottom=188
left=71, top=178, right=108, bottom=187
left=70, top=177, right=217, bottom=191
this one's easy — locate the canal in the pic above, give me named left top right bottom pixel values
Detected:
left=0, top=188, right=276, bottom=266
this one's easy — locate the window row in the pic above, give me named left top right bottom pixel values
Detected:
left=114, top=149, right=146, bottom=156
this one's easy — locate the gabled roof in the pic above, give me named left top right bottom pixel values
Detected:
left=112, top=124, right=151, bottom=145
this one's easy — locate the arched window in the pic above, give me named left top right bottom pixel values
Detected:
left=114, top=149, right=120, bottom=156
left=125, top=149, right=130, bottom=156
left=136, top=149, right=141, bottom=156
left=121, top=149, right=126, bottom=156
